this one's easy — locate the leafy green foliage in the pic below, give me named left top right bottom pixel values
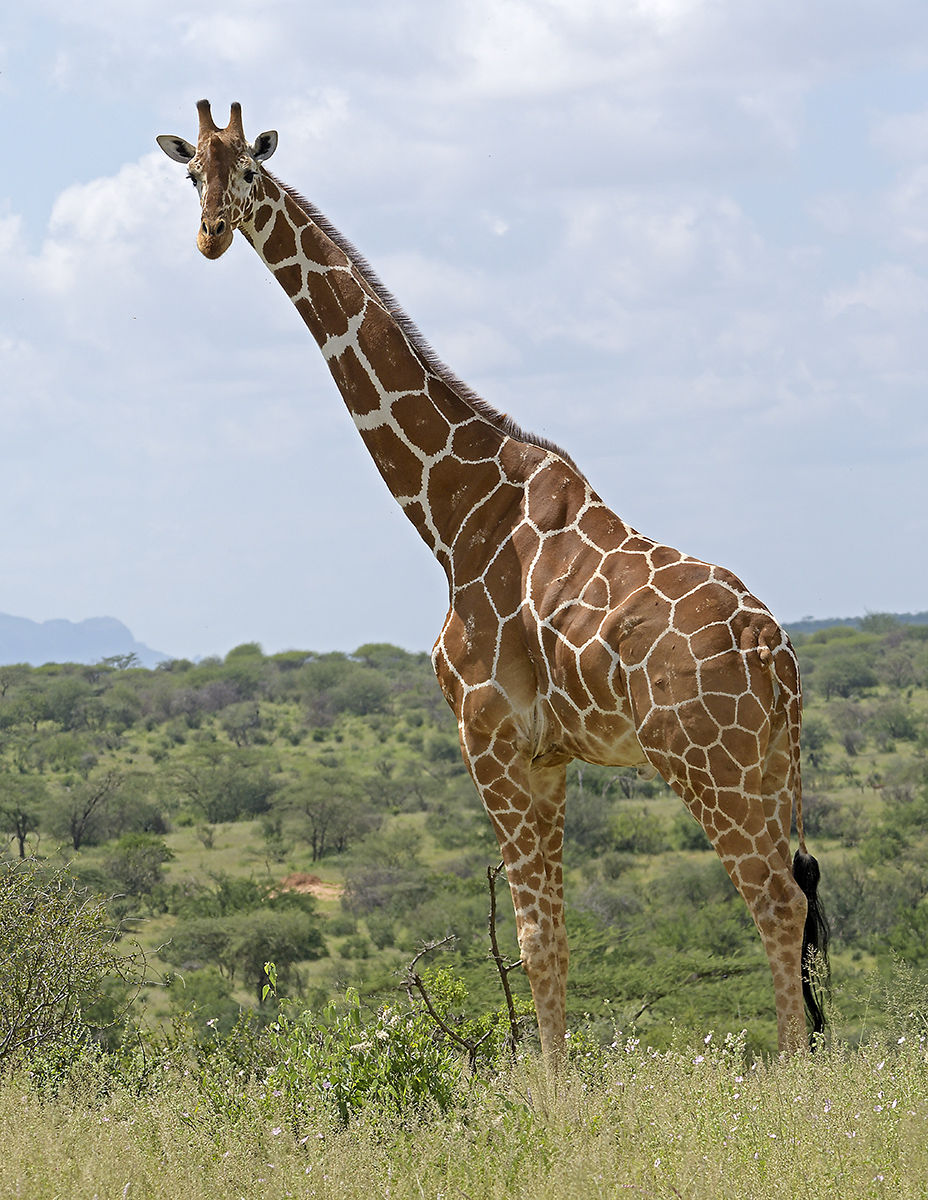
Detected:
left=0, top=861, right=135, bottom=1065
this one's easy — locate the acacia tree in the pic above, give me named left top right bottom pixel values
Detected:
left=45, top=769, right=124, bottom=851
left=0, top=774, right=48, bottom=858
left=271, top=767, right=378, bottom=861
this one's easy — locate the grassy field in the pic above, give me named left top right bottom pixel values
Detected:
left=4, top=1032, right=928, bottom=1198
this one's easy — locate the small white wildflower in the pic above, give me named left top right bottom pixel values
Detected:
left=693, top=1055, right=705, bottom=1064
left=271, top=1128, right=282, bottom=1136
left=898, top=1036, right=906, bottom=1044
left=704, top=1033, right=713, bottom=1045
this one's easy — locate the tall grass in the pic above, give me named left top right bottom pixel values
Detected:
left=4, top=1025, right=927, bottom=1199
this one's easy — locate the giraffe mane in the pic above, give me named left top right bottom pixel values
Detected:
left=265, top=172, right=582, bottom=475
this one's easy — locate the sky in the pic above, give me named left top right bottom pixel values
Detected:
left=1, top=0, right=927, bottom=661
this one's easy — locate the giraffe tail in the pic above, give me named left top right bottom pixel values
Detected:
left=793, top=846, right=830, bottom=1039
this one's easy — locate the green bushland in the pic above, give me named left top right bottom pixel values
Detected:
left=1, top=619, right=928, bottom=1050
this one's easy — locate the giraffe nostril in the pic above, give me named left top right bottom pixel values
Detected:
left=216, top=220, right=226, bottom=235
left=201, top=222, right=208, bottom=236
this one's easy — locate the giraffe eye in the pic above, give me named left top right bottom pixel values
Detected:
left=243, top=168, right=255, bottom=184
left=187, top=173, right=198, bottom=187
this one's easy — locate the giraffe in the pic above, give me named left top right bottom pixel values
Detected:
left=158, top=101, right=828, bottom=1062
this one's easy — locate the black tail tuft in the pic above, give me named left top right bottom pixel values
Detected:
left=793, top=848, right=830, bottom=1039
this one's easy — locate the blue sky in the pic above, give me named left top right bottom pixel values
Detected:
left=1, top=1, right=927, bottom=660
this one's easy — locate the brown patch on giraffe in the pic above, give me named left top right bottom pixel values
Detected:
left=390, top=393, right=450, bottom=455
left=706, top=743, right=743, bottom=788
left=326, top=266, right=369, bottom=314
left=359, top=424, right=425, bottom=497
left=305, top=275, right=352, bottom=339
left=577, top=507, right=629, bottom=551
left=425, top=377, right=471, bottom=425
left=273, top=262, right=303, bottom=297
left=551, top=646, right=594, bottom=711
left=426, top=459, right=488, bottom=534
left=736, top=692, right=767, bottom=731
left=721, top=725, right=761, bottom=768
left=676, top=699, right=721, bottom=746
left=578, top=642, right=623, bottom=707
left=253, top=203, right=274, bottom=233
left=451, top=419, right=504, bottom=462
left=688, top=621, right=738, bottom=663
left=702, top=691, right=738, bottom=728
left=293, top=297, right=326, bottom=346
left=490, top=806, right=522, bottom=839
left=600, top=552, right=652, bottom=604
left=453, top=478, right=520, bottom=565
left=649, top=544, right=683, bottom=569
left=651, top=563, right=708, bottom=604
left=482, top=546, right=525, bottom=619
left=720, top=827, right=756, bottom=861
left=671, top=587, right=731, bottom=636
left=578, top=706, right=635, bottom=751
left=365, top=312, right=427, bottom=393
left=579, top=574, right=609, bottom=610
left=264, top=210, right=298, bottom=263
left=495, top=441, right=542, bottom=484
left=328, top=346, right=382, bottom=417
left=493, top=620, right=537, bottom=709
left=525, top=463, right=580, bottom=528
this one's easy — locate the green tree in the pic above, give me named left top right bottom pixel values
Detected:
left=271, top=767, right=378, bottom=861
left=816, top=655, right=878, bottom=699
left=105, top=833, right=174, bottom=897
left=0, top=773, right=48, bottom=858
left=44, top=769, right=124, bottom=850
left=168, top=744, right=278, bottom=823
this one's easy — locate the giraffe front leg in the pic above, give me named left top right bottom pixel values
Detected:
left=461, top=724, right=569, bottom=1066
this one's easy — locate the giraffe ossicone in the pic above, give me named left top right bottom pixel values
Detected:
left=158, top=101, right=828, bottom=1062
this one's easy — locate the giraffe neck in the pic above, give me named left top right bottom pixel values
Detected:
left=240, top=174, right=574, bottom=577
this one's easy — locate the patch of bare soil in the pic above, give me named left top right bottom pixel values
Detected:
left=278, top=871, right=343, bottom=901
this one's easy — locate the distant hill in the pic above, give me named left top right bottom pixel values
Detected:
left=784, top=612, right=928, bottom=635
left=0, top=613, right=169, bottom=668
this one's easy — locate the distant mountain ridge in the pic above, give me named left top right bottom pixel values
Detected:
left=784, top=612, right=928, bottom=635
left=2, top=610, right=925, bottom=669
left=0, top=612, right=169, bottom=668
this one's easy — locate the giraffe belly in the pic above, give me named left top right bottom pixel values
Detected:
left=543, top=690, right=650, bottom=770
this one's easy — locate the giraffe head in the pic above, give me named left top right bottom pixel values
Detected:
left=157, top=100, right=278, bottom=259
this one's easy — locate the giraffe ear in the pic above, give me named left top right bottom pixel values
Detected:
left=251, top=131, right=278, bottom=162
left=157, top=135, right=197, bottom=163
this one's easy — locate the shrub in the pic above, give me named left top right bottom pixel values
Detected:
left=0, top=861, right=134, bottom=1067
left=260, top=979, right=469, bottom=1123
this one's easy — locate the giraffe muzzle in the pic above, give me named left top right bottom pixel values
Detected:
left=197, top=218, right=234, bottom=260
